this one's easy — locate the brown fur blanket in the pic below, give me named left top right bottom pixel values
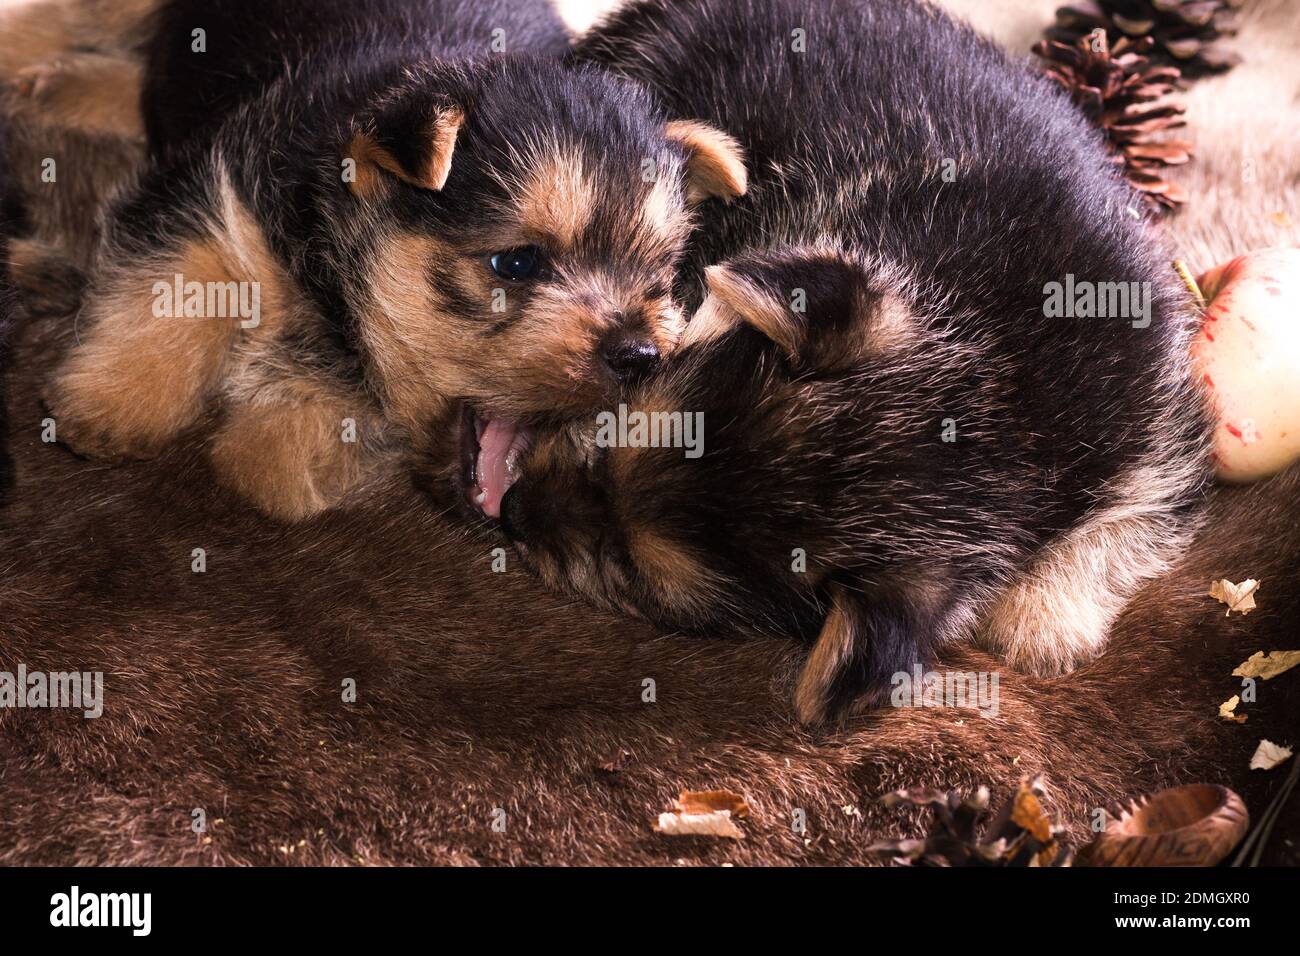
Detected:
left=1, top=0, right=1298, bottom=865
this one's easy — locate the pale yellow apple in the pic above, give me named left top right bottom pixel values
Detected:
left=1191, top=247, right=1300, bottom=483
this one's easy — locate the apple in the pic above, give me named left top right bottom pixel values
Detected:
left=1191, top=247, right=1300, bottom=484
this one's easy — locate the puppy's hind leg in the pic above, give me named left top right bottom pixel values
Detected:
left=44, top=236, right=245, bottom=460
left=45, top=163, right=309, bottom=461
left=976, top=463, right=1205, bottom=675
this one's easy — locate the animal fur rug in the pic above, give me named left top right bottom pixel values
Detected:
left=0, top=0, right=1297, bottom=866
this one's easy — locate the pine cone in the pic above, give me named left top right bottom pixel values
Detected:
left=1048, top=1, right=1242, bottom=78
left=867, top=776, right=1074, bottom=867
left=1034, top=31, right=1192, bottom=213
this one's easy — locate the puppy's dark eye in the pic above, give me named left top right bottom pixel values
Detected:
left=489, top=246, right=547, bottom=282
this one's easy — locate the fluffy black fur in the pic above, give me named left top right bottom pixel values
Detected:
left=507, top=0, right=1213, bottom=722
left=140, top=0, right=567, bottom=161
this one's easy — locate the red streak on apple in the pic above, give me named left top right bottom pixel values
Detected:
left=1191, top=247, right=1300, bottom=483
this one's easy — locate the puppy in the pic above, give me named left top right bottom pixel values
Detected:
left=26, top=0, right=746, bottom=520
left=498, top=0, right=1212, bottom=723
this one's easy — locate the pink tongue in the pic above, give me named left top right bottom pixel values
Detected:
left=476, top=418, right=520, bottom=519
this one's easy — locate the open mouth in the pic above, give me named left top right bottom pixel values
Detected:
left=460, top=405, right=533, bottom=520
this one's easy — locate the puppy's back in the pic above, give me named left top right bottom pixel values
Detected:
left=143, top=0, right=571, bottom=157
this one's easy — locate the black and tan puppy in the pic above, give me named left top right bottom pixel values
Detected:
left=498, top=0, right=1212, bottom=723
left=11, top=0, right=745, bottom=520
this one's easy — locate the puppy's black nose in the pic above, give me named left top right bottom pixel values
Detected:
left=602, top=332, right=660, bottom=383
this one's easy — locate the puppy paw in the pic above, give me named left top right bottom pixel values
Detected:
left=977, top=586, right=1113, bottom=677
left=210, top=400, right=374, bottom=522
left=44, top=353, right=196, bottom=461
left=43, top=389, right=169, bottom=462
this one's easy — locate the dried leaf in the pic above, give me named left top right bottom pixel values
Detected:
left=653, top=789, right=749, bottom=840
left=1125, top=141, right=1192, bottom=163
left=1249, top=739, right=1294, bottom=771
left=1233, top=650, right=1300, bottom=680
left=1010, top=786, right=1053, bottom=843
left=654, top=809, right=744, bottom=840
left=1218, top=695, right=1247, bottom=723
left=1209, top=578, right=1260, bottom=615
left=673, top=789, right=749, bottom=818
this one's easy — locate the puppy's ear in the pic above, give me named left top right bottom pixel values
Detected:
left=793, top=581, right=937, bottom=726
left=690, top=254, right=914, bottom=370
left=664, top=119, right=748, bottom=204
left=347, top=98, right=464, bottom=198
left=696, top=262, right=802, bottom=359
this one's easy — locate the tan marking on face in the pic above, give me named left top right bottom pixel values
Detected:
left=356, top=231, right=601, bottom=423
left=508, top=280, right=605, bottom=381
left=487, top=274, right=680, bottom=413
left=867, top=294, right=914, bottom=344
left=515, top=151, right=597, bottom=249
left=358, top=233, right=453, bottom=430
left=357, top=204, right=684, bottom=424
left=625, top=526, right=724, bottom=618
left=640, top=172, right=692, bottom=246
left=603, top=381, right=694, bottom=488
left=359, top=230, right=613, bottom=425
